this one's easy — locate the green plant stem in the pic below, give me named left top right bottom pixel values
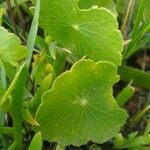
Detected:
left=144, top=119, right=150, bottom=135
left=144, top=92, right=150, bottom=135
left=125, top=23, right=150, bottom=59
left=11, top=67, right=28, bottom=150
left=9, top=141, right=16, bottom=150
left=0, top=8, right=3, bottom=26
left=133, top=35, right=150, bottom=53
left=0, top=59, right=6, bottom=89
left=132, top=24, right=150, bottom=46
left=132, top=105, right=150, bottom=124
left=131, top=0, right=146, bottom=38
left=26, top=0, right=41, bottom=68
left=0, top=62, right=26, bottom=112
left=9, top=0, right=41, bottom=149
left=0, top=126, right=13, bottom=135
left=121, top=0, right=134, bottom=38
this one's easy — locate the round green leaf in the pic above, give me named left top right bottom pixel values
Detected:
left=0, top=27, right=27, bottom=66
left=40, top=0, right=123, bottom=66
left=36, top=59, right=128, bottom=146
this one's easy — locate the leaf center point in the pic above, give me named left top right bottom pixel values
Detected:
left=81, top=99, right=88, bottom=106
left=72, top=24, right=79, bottom=31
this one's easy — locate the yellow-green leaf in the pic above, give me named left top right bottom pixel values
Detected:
left=39, top=0, right=123, bottom=66
left=36, top=59, right=128, bottom=146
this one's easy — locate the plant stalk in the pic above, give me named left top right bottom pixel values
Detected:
left=132, top=105, right=150, bottom=124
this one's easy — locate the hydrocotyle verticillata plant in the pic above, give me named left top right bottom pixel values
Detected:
left=36, top=59, right=128, bottom=146
left=39, top=0, right=123, bottom=66
left=0, top=0, right=133, bottom=149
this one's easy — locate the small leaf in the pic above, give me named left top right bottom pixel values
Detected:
left=128, top=132, right=138, bottom=139
left=28, top=132, right=42, bottom=150
left=118, top=66, right=150, bottom=89
left=114, top=132, right=150, bottom=149
left=121, top=134, right=150, bottom=149
left=114, top=133, right=125, bottom=149
left=0, top=27, right=27, bottom=66
left=22, top=108, right=39, bottom=126
left=40, top=0, right=123, bottom=66
left=31, top=52, right=54, bottom=86
left=36, top=59, right=128, bottom=146
left=39, top=74, right=53, bottom=94
left=116, top=85, right=134, bottom=106
left=33, top=74, right=53, bottom=113
left=49, top=42, right=57, bottom=59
